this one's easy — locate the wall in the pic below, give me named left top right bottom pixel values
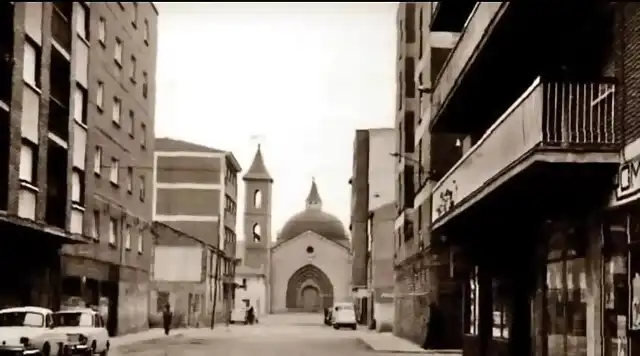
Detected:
left=235, top=273, right=267, bottom=316
left=371, top=203, right=396, bottom=332
left=368, top=129, right=396, bottom=210
left=149, top=280, right=207, bottom=328
left=270, top=231, right=351, bottom=313
left=117, top=267, right=149, bottom=334
left=153, top=246, right=203, bottom=282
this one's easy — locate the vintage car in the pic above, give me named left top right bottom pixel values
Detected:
left=0, top=306, right=67, bottom=356
left=51, top=308, right=109, bottom=356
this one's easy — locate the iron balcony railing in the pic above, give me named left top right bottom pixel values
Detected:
left=431, top=2, right=506, bottom=123
left=431, top=77, right=618, bottom=221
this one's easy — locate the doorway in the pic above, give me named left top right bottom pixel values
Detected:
left=300, top=285, right=320, bottom=312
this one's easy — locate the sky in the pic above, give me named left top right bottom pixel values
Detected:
left=154, top=2, right=397, bottom=240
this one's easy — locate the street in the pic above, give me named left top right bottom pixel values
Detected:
left=112, top=314, right=415, bottom=356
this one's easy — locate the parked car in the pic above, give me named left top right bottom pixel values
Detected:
left=51, top=308, right=109, bottom=356
left=0, top=306, right=67, bottom=356
left=331, top=303, right=357, bottom=330
left=230, top=307, right=246, bottom=324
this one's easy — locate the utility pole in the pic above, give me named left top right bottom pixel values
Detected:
left=210, top=249, right=221, bottom=329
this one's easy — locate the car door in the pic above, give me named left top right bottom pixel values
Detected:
left=96, top=315, right=108, bottom=351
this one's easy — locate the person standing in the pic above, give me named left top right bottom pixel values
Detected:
left=162, top=303, right=173, bottom=336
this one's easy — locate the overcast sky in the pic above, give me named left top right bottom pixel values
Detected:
left=154, top=2, right=397, bottom=240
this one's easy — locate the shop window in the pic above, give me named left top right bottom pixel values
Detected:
left=492, top=279, right=509, bottom=339
left=465, top=267, right=479, bottom=335
left=545, top=227, right=587, bottom=356
left=602, top=213, right=629, bottom=356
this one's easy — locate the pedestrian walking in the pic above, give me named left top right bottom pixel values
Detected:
left=162, top=303, right=173, bottom=336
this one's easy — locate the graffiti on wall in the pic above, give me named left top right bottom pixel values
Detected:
left=435, top=180, right=458, bottom=218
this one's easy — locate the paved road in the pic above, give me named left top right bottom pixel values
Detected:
left=112, top=313, right=399, bottom=356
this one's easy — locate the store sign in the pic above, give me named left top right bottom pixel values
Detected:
left=612, top=158, right=640, bottom=206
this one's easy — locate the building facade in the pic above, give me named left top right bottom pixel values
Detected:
left=149, top=222, right=215, bottom=328
left=153, top=137, right=241, bottom=325
left=419, top=2, right=639, bottom=356
left=350, top=128, right=395, bottom=329
left=55, top=2, right=158, bottom=336
left=0, top=2, right=95, bottom=313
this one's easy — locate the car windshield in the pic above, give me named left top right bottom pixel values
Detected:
left=52, top=312, right=93, bottom=327
left=0, top=311, right=44, bottom=327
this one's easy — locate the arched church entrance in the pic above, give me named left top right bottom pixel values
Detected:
left=286, top=264, right=333, bottom=312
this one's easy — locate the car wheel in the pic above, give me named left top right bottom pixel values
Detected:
left=43, top=343, right=51, bottom=356
left=333, top=324, right=339, bottom=330
left=230, top=321, right=235, bottom=325
left=351, top=324, right=357, bottom=330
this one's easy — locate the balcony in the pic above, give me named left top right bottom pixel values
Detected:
left=431, top=78, right=620, bottom=232
left=431, top=2, right=508, bottom=131
left=430, top=1, right=477, bottom=33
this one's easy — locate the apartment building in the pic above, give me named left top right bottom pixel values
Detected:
left=420, top=2, right=639, bottom=356
left=0, top=2, right=99, bottom=311
left=350, top=128, right=396, bottom=331
left=153, top=137, right=241, bottom=325
left=393, top=1, right=466, bottom=347
left=51, top=2, right=159, bottom=336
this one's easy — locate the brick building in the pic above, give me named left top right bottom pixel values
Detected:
left=399, top=2, right=640, bottom=356
left=149, top=222, right=222, bottom=328
left=54, top=2, right=159, bottom=336
left=0, top=2, right=94, bottom=312
left=350, top=128, right=395, bottom=329
left=153, top=137, right=241, bottom=325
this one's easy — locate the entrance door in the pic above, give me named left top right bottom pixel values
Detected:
left=301, top=286, right=320, bottom=312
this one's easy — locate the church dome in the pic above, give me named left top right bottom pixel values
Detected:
left=278, top=179, right=348, bottom=243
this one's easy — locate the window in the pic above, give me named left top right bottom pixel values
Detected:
left=109, top=158, right=119, bottom=184
left=112, top=97, right=121, bottom=124
left=94, top=146, right=102, bottom=175
left=142, top=71, right=148, bottom=99
left=23, top=38, right=41, bottom=89
left=418, top=7, right=423, bottom=54
left=137, top=231, right=143, bottom=253
left=19, top=140, right=37, bottom=184
left=492, top=279, right=509, bottom=339
left=545, top=227, right=587, bottom=356
left=141, top=123, right=147, bottom=148
left=139, top=175, right=145, bottom=201
left=253, top=190, right=262, bottom=209
left=130, top=56, right=136, bottom=82
left=405, top=3, right=416, bottom=43
left=71, top=168, right=85, bottom=205
left=108, top=218, right=117, bottom=245
left=92, top=210, right=100, bottom=240
left=405, top=57, right=415, bottom=98
left=252, top=223, right=261, bottom=242
left=96, top=81, right=104, bottom=110
left=76, top=3, right=90, bottom=40
left=114, top=38, right=123, bottom=65
left=98, top=17, right=106, bottom=45
left=128, top=110, right=135, bottom=136
left=126, top=167, right=133, bottom=193
left=124, top=225, right=131, bottom=250
left=405, top=111, right=415, bottom=153
left=73, top=85, right=87, bottom=125
left=465, top=267, right=479, bottom=335
left=132, top=2, right=138, bottom=26
left=143, top=19, right=150, bottom=44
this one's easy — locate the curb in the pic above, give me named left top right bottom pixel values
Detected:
left=356, top=337, right=444, bottom=354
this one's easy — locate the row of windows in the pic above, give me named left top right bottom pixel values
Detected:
left=97, top=85, right=148, bottom=148
left=225, top=166, right=237, bottom=186
left=93, top=146, right=146, bottom=202
left=224, top=195, right=236, bottom=215
left=90, top=210, right=144, bottom=253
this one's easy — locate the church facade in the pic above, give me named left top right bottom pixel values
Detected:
left=237, top=146, right=352, bottom=314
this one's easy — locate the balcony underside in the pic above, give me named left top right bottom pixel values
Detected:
left=430, top=1, right=477, bottom=32
left=0, top=214, right=87, bottom=246
left=432, top=150, right=619, bottom=245
left=431, top=2, right=614, bottom=134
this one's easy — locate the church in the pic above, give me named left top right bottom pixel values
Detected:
left=235, top=146, right=352, bottom=315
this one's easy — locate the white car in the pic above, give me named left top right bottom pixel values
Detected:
left=52, top=308, right=109, bottom=356
left=331, top=303, right=357, bottom=330
left=230, top=307, right=246, bottom=324
left=0, top=306, right=68, bottom=356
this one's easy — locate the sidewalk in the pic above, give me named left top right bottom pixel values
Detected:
left=110, top=328, right=188, bottom=348
left=356, top=330, right=461, bottom=355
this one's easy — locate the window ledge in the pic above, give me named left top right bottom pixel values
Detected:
left=114, top=59, right=123, bottom=68
left=71, top=203, right=85, bottom=212
left=23, top=80, right=42, bottom=95
left=110, top=181, right=119, bottom=188
left=77, top=33, right=90, bottom=47
left=137, top=250, right=143, bottom=255
left=125, top=246, right=131, bottom=251
left=75, top=119, right=88, bottom=131
left=112, top=120, right=121, bottom=128
left=19, top=180, right=39, bottom=193
left=99, top=40, right=106, bottom=49
left=97, top=105, right=104, bottom=114
left=108, top=242, right=117, bottom=249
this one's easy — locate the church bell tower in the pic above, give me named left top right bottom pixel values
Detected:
left=242, top=144, right=273, bottom=270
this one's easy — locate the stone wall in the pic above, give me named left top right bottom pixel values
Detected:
left=117, top=267, right=150, bottom=335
